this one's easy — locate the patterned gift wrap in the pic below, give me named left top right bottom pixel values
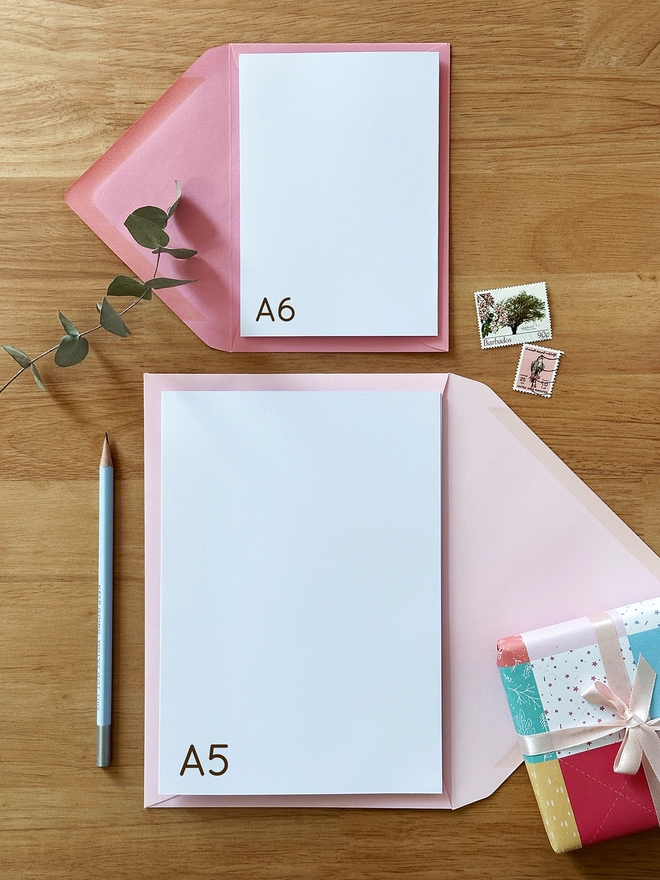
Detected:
left=498, top=597, right=660, bottom=852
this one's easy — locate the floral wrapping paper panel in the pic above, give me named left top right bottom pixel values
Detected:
left=498, top=596, right=660, bottom=851
left=498, top=658, right=554, bottom=762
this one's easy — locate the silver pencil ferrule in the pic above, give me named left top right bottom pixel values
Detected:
left=97, top=725, right=111, bottom=767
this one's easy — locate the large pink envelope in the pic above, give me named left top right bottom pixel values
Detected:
left=66, top=43, right=450, bottom=352
left=144, top=373, right=660, bottom=808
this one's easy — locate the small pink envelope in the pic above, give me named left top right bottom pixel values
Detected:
left=144, top=373, right=660, bottom=808
left=66, top=43, right=450, bottom=352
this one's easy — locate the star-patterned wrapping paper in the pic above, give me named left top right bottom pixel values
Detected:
left=498, top=597, right=660, bottom=852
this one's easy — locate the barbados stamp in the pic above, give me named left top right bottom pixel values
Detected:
left=475, top=281, right=552, bottom=349
left=513, top=344, right=563, bottom=398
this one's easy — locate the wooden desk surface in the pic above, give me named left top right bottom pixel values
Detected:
left=2, top=1, right=660, bottom=877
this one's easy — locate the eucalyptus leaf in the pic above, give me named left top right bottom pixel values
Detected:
left=132, top=206, right=168, bottom=229
left=107, top=275, right=148, bottom=298
left=157, top=247, right=197, bottom=260
left=100, top=298, right=131, bottom=337
left=167, top=180, right=183, bottom=219
left=146, top=277, right=196, bottom=290
left=57, top=311, right=80, bottom=337
left=96, top=303, right=102, bottom=313
left=124, top=214, right=170, bottom=249
left=2, top=345, right=31, bottom=369
left=54, top=334, right=89, bottom=367
left=30, top=363, right=46, bottom=392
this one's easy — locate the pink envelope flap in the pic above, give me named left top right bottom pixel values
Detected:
left=144, top=373, right=660, bottom=809
left=66, top=43, right=450, bottom=353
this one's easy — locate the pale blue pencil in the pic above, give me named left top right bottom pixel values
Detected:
left=97, top=434, right=114, bottom=767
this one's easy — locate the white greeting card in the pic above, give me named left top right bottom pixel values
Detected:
left=159, top=389, right=442, bottom=795
left=239, top=52, right=440, bottom=337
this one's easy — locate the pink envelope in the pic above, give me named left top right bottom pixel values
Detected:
left=66, top=43, right=450, bottom=352
left=144, top=373, right=660, bottom=808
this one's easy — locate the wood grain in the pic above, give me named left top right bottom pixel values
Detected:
left=2, top=1, right=660, bottom=877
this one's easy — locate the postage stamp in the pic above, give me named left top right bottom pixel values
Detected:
left=513, top=344, right=563, bottom=398
left=475, top=281, right=552, bottom=349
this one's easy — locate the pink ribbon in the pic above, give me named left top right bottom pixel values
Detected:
left=517, top=612, right=660, bottom=820
left=583, top=658, right=660, bottom=776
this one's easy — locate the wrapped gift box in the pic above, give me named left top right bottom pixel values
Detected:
left=498, top=597, right=660, bottom=852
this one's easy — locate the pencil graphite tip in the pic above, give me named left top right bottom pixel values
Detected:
left=101, top=434, right=113, bottom=469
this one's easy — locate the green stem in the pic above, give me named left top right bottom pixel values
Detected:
left=0, top=368, right=26, bottom=394
left=0, top=342, right=61, bottom=393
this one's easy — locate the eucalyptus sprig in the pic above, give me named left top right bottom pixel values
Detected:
left=1, top=182, right=196, bottom=395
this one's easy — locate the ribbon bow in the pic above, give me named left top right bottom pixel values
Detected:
left=582, top=656, right=660, bottom=778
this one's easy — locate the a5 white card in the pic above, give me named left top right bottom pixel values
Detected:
left=238, top=52, right=440, bottom=338
left=159, top=390, right=442, bottom=795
